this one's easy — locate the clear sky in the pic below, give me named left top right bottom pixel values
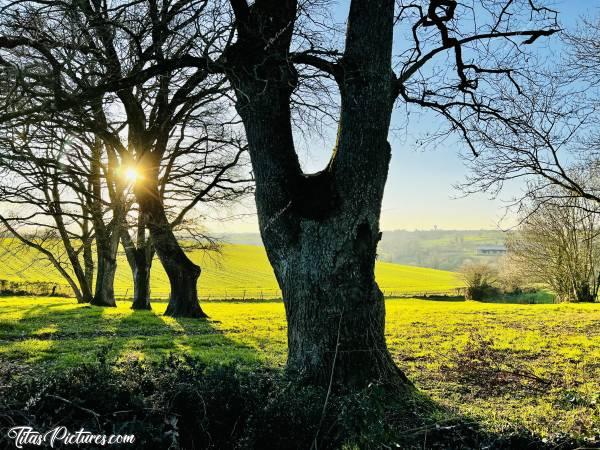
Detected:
left=206, top=0, right=598, bottom=234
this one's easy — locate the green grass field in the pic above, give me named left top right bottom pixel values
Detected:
left=0, top=240, right=464, bottom=298
left=0, top=296, right=598, bottom=441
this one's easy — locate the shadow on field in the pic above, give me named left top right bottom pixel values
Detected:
left=3, top=299, right=262, bottom=370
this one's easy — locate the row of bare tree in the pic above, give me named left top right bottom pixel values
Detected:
left=0, top=0, right=252, bottom=317
left=464, top=15, right=600, bottom=304
left=508, top=192, right=600, bottom=303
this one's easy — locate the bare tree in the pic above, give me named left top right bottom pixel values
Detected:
left=460, top=15, right=600, bottom=211
left=0, top=122, right=122, bottom=304
left=0, top=0, right=558, bottom=387
left=120, top=121, right=250, bottom=311
left=507, top=192, right=600, bottom=303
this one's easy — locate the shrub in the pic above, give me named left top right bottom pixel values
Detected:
left=0, top=356, right=440, bottom=449
left=460, top=262, right=500, bottom=300
left=0, top=355, right=581, bottom=449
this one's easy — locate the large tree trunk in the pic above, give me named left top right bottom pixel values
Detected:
left=134, top=167, right=207, bottom=318
left=279, top=221, right=406, bottom=387
left=226, top=0, right=402, bottom=388
left=87, top=138, right=119, bottom=307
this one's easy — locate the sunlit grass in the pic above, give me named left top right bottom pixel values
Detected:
left=0, top=296, right=599, bottom=439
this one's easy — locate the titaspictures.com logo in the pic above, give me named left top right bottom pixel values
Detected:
left=7, top=426, right=135, bottom=448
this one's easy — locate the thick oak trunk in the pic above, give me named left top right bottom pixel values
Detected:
left=135, top=169, right=207, bottom=318
left=280, top=220, right=406, bottom=387
left=227, top=0, right=401, bottom=388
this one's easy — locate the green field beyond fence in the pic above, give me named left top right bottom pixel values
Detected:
left=0, top=240, right=464, bottom=299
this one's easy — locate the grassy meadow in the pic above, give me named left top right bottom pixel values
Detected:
left=0, top=240, right=464, bottom=298
left=0, top=296, right=599, bottom=441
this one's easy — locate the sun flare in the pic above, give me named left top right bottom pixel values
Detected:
left=123, top=167, right=139, bottom=183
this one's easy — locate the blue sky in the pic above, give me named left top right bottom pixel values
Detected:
left=208, top=0, right=599, bottom=234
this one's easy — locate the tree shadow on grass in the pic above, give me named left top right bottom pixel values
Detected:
left=166, top=312, right=264, bottom=368
left=375, top=384, right=585, bottom=450
left=2, top=299, right=262, bottom=372
left=107, top=303, right=264, bottom=370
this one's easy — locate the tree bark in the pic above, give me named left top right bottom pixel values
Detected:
left=134, top=164, right=207, bottom=318
left=82, top=216, right=94, bottom=291
left=122, top=225, right=154, bottom=310
left=88, top=140, right=119, bottom=307
left=91, top=230, right=119, bottom=307
left=279, top=222, right=407, bottom=387
left=226, top=0, right=403, bottom=388
left=132, top=250, right=152, bottom=309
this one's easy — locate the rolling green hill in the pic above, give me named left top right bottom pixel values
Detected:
left=378, top=229, right=508, bottom=270
left=0, top=239, right=463, bottom=299
left=225, top=230, right=509, bottom=271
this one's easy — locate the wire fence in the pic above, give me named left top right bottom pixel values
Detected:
left=381, top=288, right=466, bottom=298
left=0, top=281, right=465, bottom=302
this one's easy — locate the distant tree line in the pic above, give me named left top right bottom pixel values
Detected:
left=378, top=229, right=507, bottom=271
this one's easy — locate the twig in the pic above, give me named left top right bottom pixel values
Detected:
left=46, top=394, right=101, bottom=428
left=311, top=310, right=344, bottom=450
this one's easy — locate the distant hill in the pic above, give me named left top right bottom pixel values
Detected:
left=0, top=240, right=463, bottom=299
left=223, top=229, right=508, bottom=271
left=377, top=229, right=508, bottom=271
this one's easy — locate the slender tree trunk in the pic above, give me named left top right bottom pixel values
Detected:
left=131, top=249, right=152, bottom=309
left=82, top=216, right=94, bottom=290
left=91, top=230, right=119, bottom=307
left=83, top=242, right=94, bottom=292
left=52, top=214, right=94, bottom=303
left=1, top=215, right=89, bottom=303
left=122, top=226, right=154, bottom=310
left=134, top=167, right=206, bottom=318
left=226, top=0, right=403, bottom=388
